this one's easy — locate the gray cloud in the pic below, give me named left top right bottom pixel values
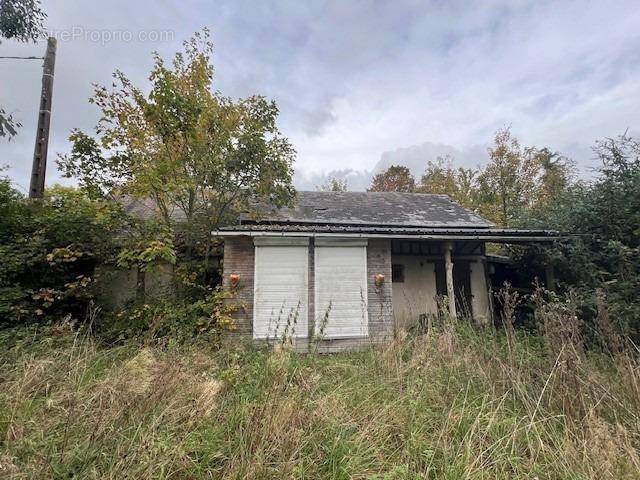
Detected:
left=1, top=0, right=639, bottom=193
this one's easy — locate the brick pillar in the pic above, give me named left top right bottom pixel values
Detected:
left=222, top=236, right=254, bottom=336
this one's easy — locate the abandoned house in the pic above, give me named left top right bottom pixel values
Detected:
left=214, top=191, right=559, bottom=350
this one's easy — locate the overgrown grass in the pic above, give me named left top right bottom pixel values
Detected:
left=1, top=315, right=640, bottom=479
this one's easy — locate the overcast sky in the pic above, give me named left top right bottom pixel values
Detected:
left=1, top=0, right=639, bottom=193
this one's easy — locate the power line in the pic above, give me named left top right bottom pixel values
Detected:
left=0, top=55, right=44, bottom=60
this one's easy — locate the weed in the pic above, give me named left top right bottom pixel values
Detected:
left=2, top=294, right=640, bottom=478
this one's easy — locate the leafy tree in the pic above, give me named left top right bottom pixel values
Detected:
left=58, top=30, right=296, bottom=268
left=514, top=133, right=640, bottom=340
left=317, top=177, right=348, bottom=192
left=368, top=165, right=416, bottom=192
left=477, top=128, right=542, bottom=227
left=0, top=0, right=47, bottom=139
left=0, top=0, right=45, bottom=42
left=0, top=167, right=24, bottom=238
left=417, top=155, right=479, bottom=209
left=0, top=107, right=21, bottom=138
left=0, top=179, right=125, bottom=325
left=529, top=147, right=575, bottom=211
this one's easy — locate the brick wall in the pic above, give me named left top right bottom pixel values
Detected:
left=222, top=235, right=394, bottom=346
left=222, top=236, right=254, bottom=335
left=366, top=239, right=394, bottom=340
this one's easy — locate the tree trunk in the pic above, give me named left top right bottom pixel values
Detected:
left=185, top=190, right=196, bottom=261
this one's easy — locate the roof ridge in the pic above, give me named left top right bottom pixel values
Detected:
left=298, top=190, right=450, bottom=197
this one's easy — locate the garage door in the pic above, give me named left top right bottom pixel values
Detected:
left=315, top=240, right=368, bottom=338
left=253, top=238, right=308, bottom=340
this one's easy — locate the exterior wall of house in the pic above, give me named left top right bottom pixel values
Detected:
left=96, top=262, right=176, bottom=309
left=95, top=267, right=138, bottom=309
left=221, top=235, right=493, bottom=347
left=144, top=263, right=175, bottom=301
left=470, top=259, right=490, bottom=324
left=222, top=236, right=394, bottom=350
left=222, top=236, right=255, bottom=335
left=391, top=251, right=490, bottom=327
left=391, top=255, right=438, bottom=330
left=366, top=239, right=394, bottom=341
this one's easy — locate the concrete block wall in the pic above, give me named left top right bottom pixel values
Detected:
left=470, top=258, right=490, bottom=325
left=96, top=262, right=176, bottom=309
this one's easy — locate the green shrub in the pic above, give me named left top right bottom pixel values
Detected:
left=98, top=287, right=236, bottom=345
left=0, top=181, right=124, bottom=326
left=514, top=133, right=640, bottom=341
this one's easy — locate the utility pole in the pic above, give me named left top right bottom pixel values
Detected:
left=29, top=37, right=57, bottom=199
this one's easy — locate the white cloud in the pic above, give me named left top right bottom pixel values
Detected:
left=1, top=0, right=639, bottom=191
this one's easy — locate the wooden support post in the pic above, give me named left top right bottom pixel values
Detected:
left=29, top=37, right=57, bottom=199
left=444, top=242, right=457, bottom=319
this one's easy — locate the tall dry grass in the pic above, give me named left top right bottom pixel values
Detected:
left=1, top=290, right=640, bottom=479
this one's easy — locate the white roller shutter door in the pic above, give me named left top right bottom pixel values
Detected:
left=253, top=239, right=308, bottom=340
left=315, top=241, right=368, bottom=338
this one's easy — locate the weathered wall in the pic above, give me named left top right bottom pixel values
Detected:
left=366, top=239, right=394, bottom=341
left=144, top=263, right=175, bottom=301
left=470, top=259, right=490, bottom=324
left=95, top=267, right=138, bottom=310
left=222, top=236, right=254, bottom=335
left=390, top=254, right=490, bottom=326
left=222, top=236, right=393, bottom=349
left=96, top=263, right=175, bottom=309
left=391, top=254, right=438, bottom=330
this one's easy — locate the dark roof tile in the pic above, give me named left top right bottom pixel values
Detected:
left=245, top=191, right=492, bottom=228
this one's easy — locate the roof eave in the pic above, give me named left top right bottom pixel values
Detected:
left=241, top=219, right=494, bottom=229
left=211, top=230, right=565, bottom=243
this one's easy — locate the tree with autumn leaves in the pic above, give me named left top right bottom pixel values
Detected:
left=58, top=30, right=296, bottom=269
left=476, top=129, right=574, bottom=227
left=3, top=29, right=298, bottom=330
left=317, top=176, right=348, bottom=192
left=368, top=165, right=416, bottom=193
left=55, top=29, right=297, bottom=310
left=368, top=128, right=574, bottom=228
left=418, top=156, right=479, bottom=211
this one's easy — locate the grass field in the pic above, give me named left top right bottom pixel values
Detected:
left=1, top=319, right=640, bottom=479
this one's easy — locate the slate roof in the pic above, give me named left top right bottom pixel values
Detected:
left=119, top=196, right=186, bottom=221
left=242, top=191, right=493, bottom=229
